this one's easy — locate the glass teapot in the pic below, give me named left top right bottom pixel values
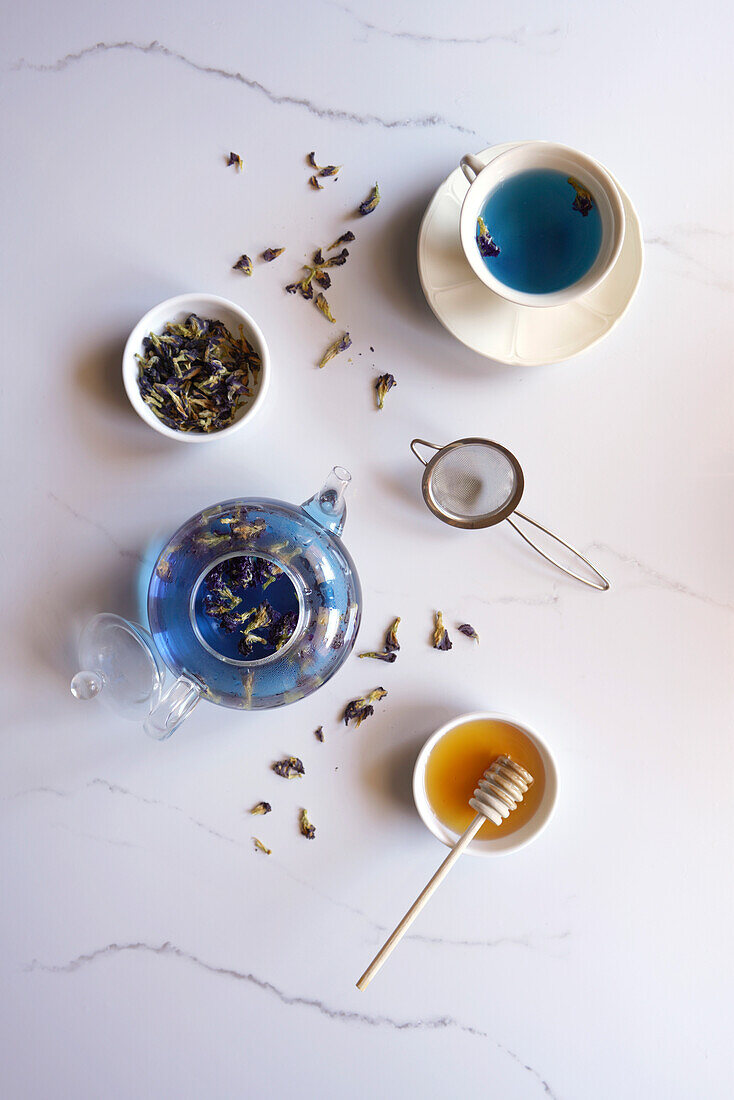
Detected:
left=71, top=467, right=361, bottom=739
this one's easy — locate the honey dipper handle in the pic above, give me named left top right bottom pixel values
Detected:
left=356, top=813, right=485, bottom=991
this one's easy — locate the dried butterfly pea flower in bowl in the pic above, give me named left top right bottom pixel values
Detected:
left=122, top=293, right=270, bottom=442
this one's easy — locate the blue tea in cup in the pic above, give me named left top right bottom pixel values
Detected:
left=459, top=143, right=625, bottom=309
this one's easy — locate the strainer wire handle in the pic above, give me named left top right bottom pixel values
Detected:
left=410, top=439, right=440, bottom=466
left=506, top=511, right=610, bottom=591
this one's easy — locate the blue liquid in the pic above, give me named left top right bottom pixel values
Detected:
left=478, top=169, right=602, bottom=294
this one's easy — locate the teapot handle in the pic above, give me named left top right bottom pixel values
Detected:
left=144, top=675, right=201, bottom=740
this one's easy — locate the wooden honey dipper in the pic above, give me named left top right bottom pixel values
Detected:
left=356, top=754, right=533, bottom=991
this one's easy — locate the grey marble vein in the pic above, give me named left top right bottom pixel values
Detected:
left=9, top=785, right=68, bottom=799
left=27, top=941, right=557, bottom=1095
left=87, top=779, right=244, bottom=847
left=265, top=861, right=570, bottom=954
left=6, top=780, right=243, bottom=846
left=406, top=929, right=571, bottom=951
left=53, top=823, right=140, bottom=849
left=326, top=1, right=564, bottom=49
left=47, top=491, right=145, bottom=563
left=645, top=227, right=733, bottom=293
left=589, top=542, right=732, bottom=611
left=11, top=41, right=476, bottom=136
left=466, top=587, right=561, bottom=610
left=8, top=783, right=569, bottom=959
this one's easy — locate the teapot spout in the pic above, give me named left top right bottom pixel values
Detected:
left=301, top=466, right=351, bottom=536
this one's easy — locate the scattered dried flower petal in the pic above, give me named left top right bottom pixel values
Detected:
left=313, top=269, right=331, bottom=289
left=273, top=756, right=305, bottom=778
left=251, top=801, right=272, bottom=815
left=300, top=808, right=316, bottom=839
left=458, top=623, right=480, bottom=643
left=358, top=651, right=397, bottom=663
left=319, top=332, right=352, bottom=368
left=358, top=183, right=380, bottom=216
left=308, top=175, right=323, bottom=190
left=432, top=611, right=452, bottom=651
left=307, top=152, right=341, bottom=178
left=321, top=248, right=349, bottom=268
left=568, top=176, right=594, bottom=216
left=315, top=293, right=336, bottom=323
left=476, top=216, right=500, bottom=258
left=343, top=687, right=388, bottom=727
left=233, top=254, right=253, bottom=276
left=227, top=152, right=243, bottom=171
left=252, top=837, right=271, bottom=855
left=327, top=231, right=355, bottom=250
left=314, top=726, right=324, bottom=742
left=375, top=373, right=396, bottom=410
left=262, top=247, right=285, bottom=262
left=384, top=617, right=401, bottom=653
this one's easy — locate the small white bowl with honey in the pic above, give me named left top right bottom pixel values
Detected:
left=413, top=712, right=557, bottom=856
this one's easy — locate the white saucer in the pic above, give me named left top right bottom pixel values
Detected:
left=417, top=143, right=644, bottom=366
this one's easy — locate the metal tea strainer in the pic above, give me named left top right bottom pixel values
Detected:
left=410, top=438, right=610, bottom=591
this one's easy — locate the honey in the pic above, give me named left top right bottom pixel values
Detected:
left=424, top=717, right=545, bottom=839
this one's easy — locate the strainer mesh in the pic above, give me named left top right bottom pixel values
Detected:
left=428, top=443, right=517, bottom=520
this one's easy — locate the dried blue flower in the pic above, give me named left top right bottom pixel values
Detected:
left=375, top=373, right=396, bottom=410
left=233, top=254, right=253, bottom=276
left=300, top=808, right=316, bottom=839
left=271, top=609, right=298, bottom=652
left=476, top=217, right=500, bottom=258
left=319, top=332, right=352, bottom=368
left=384, top=617, right=401, bottom=652
left=308, top=175, right=323, bottom=190
left=358, top=183, right=380, bottom=216
left=313, top=269, right=331, bottom=290
left=273, top=756, right=305, bottom=778
left=314, top=726, right=324, bottom=742
left=321, top=248, right=349, bottom=268
left=262, top=247, right=285, bottom=262
left=432, top=611, right=452, bottom=651
left=568, top=176, right=594, bottom=216
left=251, top=802, right=271, bottom=815
left=343, top=687, right=387, bottom=727
left=307, top=151, right=341, bottom=178
left=135, top=314, right=261, bottom=433
left=252, top=836, right=271, bottom=854
left=327, top=231, right=355, bottom=250
left=315, top=293, right=336, bottom=323
left=358, top=616, right=400, bottom=662
left=227, top=152, right=243, bottom=171
left=458, top=623, right=480, bottom=643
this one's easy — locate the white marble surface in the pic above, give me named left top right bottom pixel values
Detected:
left=2, top=1, right=732, bottom=1096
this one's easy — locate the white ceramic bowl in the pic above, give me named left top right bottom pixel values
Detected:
left=459, top=141, right=626, bottom=308
left=122, top=293, right=270, bottom=442
left=412, top=711, right=558, bottom=856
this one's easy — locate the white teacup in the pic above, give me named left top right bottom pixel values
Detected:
left=459, top=141, right=625, bottom=308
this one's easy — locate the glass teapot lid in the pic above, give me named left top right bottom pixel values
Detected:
left=70, top=614, right=165, bottom=720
